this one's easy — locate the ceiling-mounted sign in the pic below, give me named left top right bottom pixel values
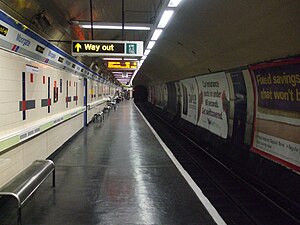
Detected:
left=71, top=40, right=143, bottom=57
left=107, top=61, right=138, bottom=70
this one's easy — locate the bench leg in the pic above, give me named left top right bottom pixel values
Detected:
left=52, top=170, right=55, bottom=187
left=18, top=207, right=22, bottom=225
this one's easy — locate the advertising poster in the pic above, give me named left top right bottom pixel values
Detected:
left=148, top=86, right=155, bottom=104
left=162, top=83, right=168, bottom=109
left=250, top=58, right=300, bottom=172
left=151, top=86, right=155, bottom=104
left=148, top=86, right=152, bottom=103
left=155, top=84, right=168, bottom=109
left=166, top=82, right=177, bottom=115
left=175, top=81, right=181, bottom=102
left=196, top=72, right=230, bottom=138
left=154, top=85, right=161, bottom=108
left=180, top=78, right=198, bottom=124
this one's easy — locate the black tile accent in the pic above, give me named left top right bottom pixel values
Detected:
left=19, top=101, right=23, bottom=111
left=35, top=45, right=45, bottom=54
left=41, top=99, right=49, bottom=107
left=48, top=77, right=51, bottom=113
left=58, top=57, right=64, bottom=63
left=26, top=100, right=35, bottom=110
left=60, top=79, right=62, bottom=93
left=22, top=72, right=26, bottom=120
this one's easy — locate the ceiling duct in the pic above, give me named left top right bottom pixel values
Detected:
left=31, top=10, right=51, bottom=30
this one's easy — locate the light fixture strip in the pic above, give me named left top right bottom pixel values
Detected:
left=146, top=41, right=156, bottom=50
left=81, top=24, right=151, bottom=30
left=168, top=0, right=182, bottom=7
left=157, top=10, right=174, bottom=28
left=144, top=49, right=151, bottom=56
left=131, top=0, right=183, bottom=86
left=151, top=29, right=163, bottom=41
left=103, top=58, right=122, bottom=61
left=102, top=58, right=138, bottom=61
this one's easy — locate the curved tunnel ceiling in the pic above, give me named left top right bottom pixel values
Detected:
left=0, top=0, right=299, bottom=87
left=0, top=0, right=163, bottom=85
left=134, top=0, right=300, bottom=86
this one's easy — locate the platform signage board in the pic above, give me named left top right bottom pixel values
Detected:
left=107, top=61, right=138, bottom=70
left=71, top=40, right=143, bottom=57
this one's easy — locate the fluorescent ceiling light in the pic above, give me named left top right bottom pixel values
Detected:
left=144, top=49, right=151, bottom=56
left=168, top=0, right=182, bottom=7
left=158, top=10, right=174, bottom=28
left=146, top=41, right=156, bottom=50
left=124, top=58, right=138, bottom=61
left=151, top=29, right=163, bottom=40
left=79, top=22, right=151, bottom=30
left=102, top=58, right=138, bottom=61
left=102, top=58, right=122, bottom=61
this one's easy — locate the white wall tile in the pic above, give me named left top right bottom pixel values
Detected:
left=23, top=133, right=47, bottom=168
left=0, top=45, right=107, bottom=187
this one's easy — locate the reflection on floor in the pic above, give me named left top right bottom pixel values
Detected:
left=0, top=100, right=216, bottom=225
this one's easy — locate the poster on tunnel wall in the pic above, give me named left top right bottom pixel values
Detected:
left=195, top=72, right=230, bottom=138
left=154, top=84, right=168, bottom=109
left=250, top=58, right=300, bottom=172
left=180, top=78, right=198, bottom=124
left=162, top=84, right=168, bottom=109
left=175, top=81, right=182, bottom=109
left=147, top=86, right=152, bottom=103
left=151, top=86, right=155, bottom=104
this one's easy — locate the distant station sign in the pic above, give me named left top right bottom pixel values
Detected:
left=71, top=40, right=143, bottom=57
left=107, top=61, right=138, bottom=70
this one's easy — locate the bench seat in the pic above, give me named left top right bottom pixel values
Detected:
left=0, top=159, right=55, bottom=222
left=93, top=111, right=104, bottom=122
left=103, top=106, right=111, bottom=113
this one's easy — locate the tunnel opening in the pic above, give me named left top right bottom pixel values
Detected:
left=133, top=85, right=148, bottom=103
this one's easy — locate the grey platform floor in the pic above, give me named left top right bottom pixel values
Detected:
left=0, top=100, right=217, bottom=225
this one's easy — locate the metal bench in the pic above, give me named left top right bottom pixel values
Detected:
left=0, top=159, right=55, bottom=223
left=107, top=101, right=117, bottom=110
left=93, top=111, right=104, bottom=122
left=110, top=101, right=117, bottom=110
left=103, top=105, right=111, bottom=113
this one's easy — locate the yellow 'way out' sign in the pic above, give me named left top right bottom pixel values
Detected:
left=71, top=40, right=143, bottom=57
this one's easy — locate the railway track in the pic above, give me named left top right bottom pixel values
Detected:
left=137, top=103, right=300, bottom=225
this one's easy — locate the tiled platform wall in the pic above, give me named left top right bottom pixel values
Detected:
left=0, top=49, right=109, bottom=187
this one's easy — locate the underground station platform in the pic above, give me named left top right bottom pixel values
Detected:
left=0, top=100, right=220, bottom=225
